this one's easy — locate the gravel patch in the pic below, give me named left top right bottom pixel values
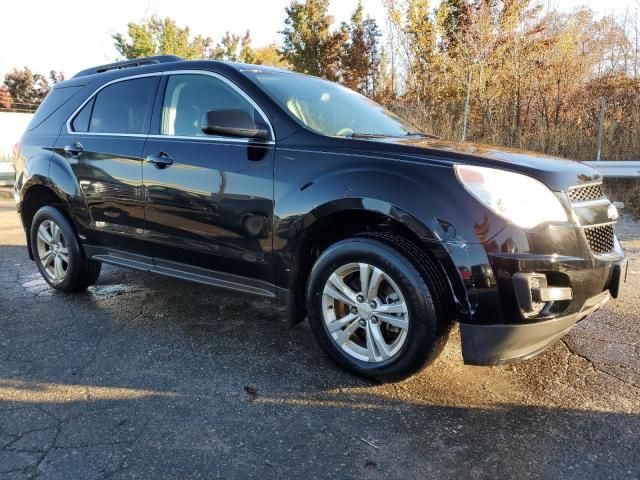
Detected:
left=616, top=213, right=640, bottom=247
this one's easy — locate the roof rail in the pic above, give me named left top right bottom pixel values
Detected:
left=73, top=55, right=183, bottom=78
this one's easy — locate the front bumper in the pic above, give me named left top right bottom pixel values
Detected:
left=459, top=259, right=627, bottom=365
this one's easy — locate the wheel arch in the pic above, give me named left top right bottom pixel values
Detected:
left=20, top=183, right=70, bottom=261
left=18, top=145, right=86, bottom=259
left=281, top=199, right=470, bottom=326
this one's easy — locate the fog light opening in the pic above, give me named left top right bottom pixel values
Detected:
left=513, top=272, right=572, bottom=318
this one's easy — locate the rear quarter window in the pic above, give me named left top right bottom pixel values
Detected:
left=26, top=85, right=84, bottom=132
left=71, top=97, right=94, bottom=133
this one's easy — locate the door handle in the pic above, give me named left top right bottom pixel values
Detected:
left=146, top=152, right=174, bottom=169
left=64, top=142, right=84, bottom=157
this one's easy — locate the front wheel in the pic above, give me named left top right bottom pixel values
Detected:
left=30, top=206, right=101, bottom=293
left=306, top=237, right=451, bottom=382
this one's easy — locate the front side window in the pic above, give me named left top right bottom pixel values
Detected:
left=161, top=74, right=266, bottom=137
left=244, top=71, right=421, bottom=138
left=71, top=77, right=157, bottom=134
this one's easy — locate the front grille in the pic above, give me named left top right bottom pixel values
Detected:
left=567, top=183, right=604, bottom=203
left=584, top=224, right=615, bottom=254
left=567, top=182, right=616, bottom=255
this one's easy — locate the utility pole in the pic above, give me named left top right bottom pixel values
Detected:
left=596, top=96, right=606, bottom=161
left=462, top=69, right=472, bottom=142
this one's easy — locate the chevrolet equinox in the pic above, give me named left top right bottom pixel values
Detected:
left=13, top=55, right=627, bottom=381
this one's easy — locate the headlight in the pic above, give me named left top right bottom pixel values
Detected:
left=454, top=165, right=569, bottom=229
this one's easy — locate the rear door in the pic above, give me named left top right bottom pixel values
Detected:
left=54, top=75, right=160, bottom=254
left=141, top=72, right=275, bottom=282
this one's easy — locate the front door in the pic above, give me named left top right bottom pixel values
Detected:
left=55, top=75, right=159, bottom=254
left=142, top=72, right=275, bottom=282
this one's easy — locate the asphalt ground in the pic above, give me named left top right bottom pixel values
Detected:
left=1, top=199, right=639, bottom=479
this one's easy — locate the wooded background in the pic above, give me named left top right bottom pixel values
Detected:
left=2, top=0, right=639, bottom=161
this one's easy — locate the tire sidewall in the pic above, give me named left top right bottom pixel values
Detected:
left=30, top=206, right=85, bottom=292
left=307, top=238, right=440, bottom=381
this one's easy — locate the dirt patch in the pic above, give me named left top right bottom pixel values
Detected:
left=0, top=188, right=13, bottom=200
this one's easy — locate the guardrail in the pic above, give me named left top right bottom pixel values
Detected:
left=583, top=161, right=640, bottom=178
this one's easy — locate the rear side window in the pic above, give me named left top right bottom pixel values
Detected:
left=71, top=77, right=158, bottom=134
left=26, top=85, right=84, bottom=132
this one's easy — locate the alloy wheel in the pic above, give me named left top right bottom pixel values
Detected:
left=321, top=262, right=409, bottom=363
left=36, top=220, right=69, bottom=283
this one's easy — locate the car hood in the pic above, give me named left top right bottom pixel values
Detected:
left=347, top=136, right=601, bottom=192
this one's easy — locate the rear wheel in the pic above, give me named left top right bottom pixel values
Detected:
left=30, top=206, right=101, bottom=292
left=306, top=237, right=452, bottom=382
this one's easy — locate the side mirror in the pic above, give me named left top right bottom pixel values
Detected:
left=201, top=110, right=269, bottom=140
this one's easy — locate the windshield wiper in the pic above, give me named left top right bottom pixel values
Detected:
left=347, top=132, right=434, bottom=139
left=347, top=133, right=390, bottom=139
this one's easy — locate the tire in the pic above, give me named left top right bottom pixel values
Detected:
left=86, top=259, right=102, bottom=286
left=30, top=206, right=101, bottom=293
left=306, top=236, right=452, bottom=382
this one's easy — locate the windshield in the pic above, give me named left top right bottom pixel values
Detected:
left=244, top=71, right=420, bottom=138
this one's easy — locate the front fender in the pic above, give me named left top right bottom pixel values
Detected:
left=273, top=162, right=477, bottom=321
left=276, top=164, right=460, bottom=236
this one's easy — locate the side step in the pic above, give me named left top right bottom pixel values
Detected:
left=83, top=245, right=276, bottom=299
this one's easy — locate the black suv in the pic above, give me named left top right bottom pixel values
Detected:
left=14, top=55, right=627, bottom=381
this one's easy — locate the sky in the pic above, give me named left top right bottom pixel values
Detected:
left=0, top=0, right=638, bottom=79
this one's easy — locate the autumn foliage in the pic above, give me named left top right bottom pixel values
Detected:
left=4, top=0, right=639, bottom=161
left=381, top=0, right=640, bottom=161
left=278, top=0, right=640, bottom=160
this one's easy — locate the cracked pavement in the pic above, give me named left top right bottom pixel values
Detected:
left=0, top=199, right=639, bottom=479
